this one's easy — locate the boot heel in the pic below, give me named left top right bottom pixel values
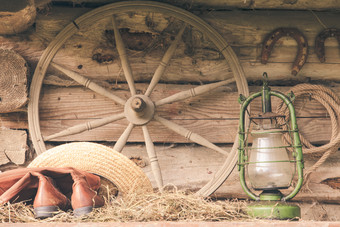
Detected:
left=73, top=206, right=93, bottom=216
left=34, top=206, right=58, bottom=219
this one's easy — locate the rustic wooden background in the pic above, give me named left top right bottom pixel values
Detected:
left=1, top=0, right=340, bottom=221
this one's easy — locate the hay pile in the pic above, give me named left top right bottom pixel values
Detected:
left=0, top=187, right=251, bottom=223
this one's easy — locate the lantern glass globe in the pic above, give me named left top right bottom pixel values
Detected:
left=247, top=124, right=293, bottom=190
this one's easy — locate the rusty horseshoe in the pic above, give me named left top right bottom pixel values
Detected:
left=261, top=27, right=308, bottom=76
left=315, top=28, right=340, bottom=63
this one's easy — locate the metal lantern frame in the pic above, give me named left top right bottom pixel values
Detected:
left=237, top=74, right=304, bottom=218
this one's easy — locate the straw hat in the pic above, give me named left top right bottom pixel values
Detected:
left=28, top=142, right=153, bottom=195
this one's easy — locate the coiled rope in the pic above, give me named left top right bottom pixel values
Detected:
left=276, top=83, right=340, bottom=179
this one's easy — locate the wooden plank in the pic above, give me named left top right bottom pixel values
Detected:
left=39, top=84, right=340, bottom=120
left=115, top=143, right=340, bottom=203
left=38, top=83, right=240, bottom=120
left=204, top=10, right=340, bottom=46
left=203, top=10, right=340, bottom=81
left=35, top=83, right=335, bottom=144
left=40, top=118, right=237, bottom=143
left=0, top=129, right=27, bottom=165
left=0, top=112, right=28, bottom=129
left=1, top=9, right=340, bottom=82
left=39, top=83, right=239, bottom=143
left=216, top=151, right=340, bottom=204
left=39, top=117, right=331, bottom=144
left=0, top=83, right=334, bottom=144
left=0, top=81, right=335, bottom=144
left=120, top=144, right=230, bottom=191
left=196, top=0, right=340, bottom=10
left=50, top=0, right=340, bottom=11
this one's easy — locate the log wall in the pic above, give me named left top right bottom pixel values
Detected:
left=1, top=6, right=339, bottom=144
left=51, top=0, right=340, bottom=11
left=2, top=8, right=340, bottom=82
left=1, top=1, right=340, bottom=220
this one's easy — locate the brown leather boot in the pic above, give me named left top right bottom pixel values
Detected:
left=71, top=172, right=104, bottom=216
left=0, top=167, right=102, bottom=217
left=0, top=170, right=39, bottom=205
left=32, top=172, right=71, bottom=219
left=0, top=167, right=101, bottom=201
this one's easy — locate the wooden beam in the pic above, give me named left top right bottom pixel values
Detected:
left=0, top=49, right=29, bottom=113
left=0, top=129, right=27, bottom=165
left=1, top=8, right=340, bottom=82
left=0, top=112, right=28, bottom=129
left=119, top=143, right=340, bottom=204
left=50, top=0, right=340, bottom=11
left=33, top=84, right=336, bottom=144
left=1, top=83, right=336, bottom=144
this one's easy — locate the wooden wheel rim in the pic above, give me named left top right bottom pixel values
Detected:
left=28, top=1, right=249, bottom=197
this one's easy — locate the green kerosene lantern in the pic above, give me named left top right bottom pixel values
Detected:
left=238, top=73, right=304, bottom=219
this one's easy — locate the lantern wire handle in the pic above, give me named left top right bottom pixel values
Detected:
left=262, top=72, right=268, bottom=87
left=262, top=72, right=272, bottom=113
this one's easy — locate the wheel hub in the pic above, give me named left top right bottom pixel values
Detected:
left=124, top=95, right=155, bottom=125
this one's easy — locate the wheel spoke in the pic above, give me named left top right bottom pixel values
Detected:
left=144, top=25, right=186, bottom=97
left=155, top=78, right=235, bottom=106
left=142, top=125, right=163, bottom=190
left=51, top=62, right=126, bottom=105
left=111, top=16, right=136, bottom=96
left=113, top=122, right=134, bottom=152
left=154, top=115, right=229, bottom=156
left=44, top=112, right=125, bottom=141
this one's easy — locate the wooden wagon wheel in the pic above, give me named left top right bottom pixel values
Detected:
left=28, top=1, right=249, bottom=197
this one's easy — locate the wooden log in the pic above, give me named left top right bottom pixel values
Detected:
left=0, top=82, right=335, bottom=144
left=117, top=143, right=340, bottom=204
left=0, top=0, right=36, bottom=35
left=203, top=10, right=340, bottom=81
left=0, top=113, right=28, bottom=129
left=0, top=7, right=338, bottom=144
left=195, top=0, right=340, bottom=10
left=217, top=151, right=340, bottom=204
left=298, top=202, right=340, bottom=221
left=0, top=129, right=27, bottom=165
left=34, top=84, right=335, bottom=144
left=0, top=49, right=29, bottom=113
left=34, top=6, right=89, bottom=42
left=1, top=8, right=340, bottom=82
left=51, top=0, right=340, bottom=11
